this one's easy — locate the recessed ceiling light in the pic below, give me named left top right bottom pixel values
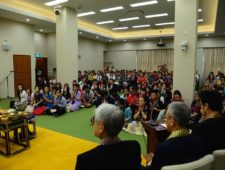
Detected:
left=96, top=20, right=115, bottom=25
left=132, top=24, right=150, bottom=28
left=123, top=40, right=127, bottom=42
left=96, top=36, right=99, bottom=39
left=112, top=27, right=128, bottom=30
left=79, top=32, right=82, bottom=35
left=26, top=18, right=30, bottom=22
left=198, top=19, right=204, bottom=22
left=40, top=29, right=43, bottom=32
left=100, top=6, right=124, bottom=13
left=44, top=0, right=68, bottom=6
left=155, top=22, right=175, bottom=26
left=198, top=9, right=202, bottom=12
left=119, top=17, right=139, bottom=22
left=109, top=40, right=112, bottom=42
left=78, top=11, right=96, bottom=17
left=145, top=13, right=168, bottom=18
left=130, top=0, right=158, bottom=7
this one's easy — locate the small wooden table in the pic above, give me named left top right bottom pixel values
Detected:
left=0, top=115, right=30, bottom=157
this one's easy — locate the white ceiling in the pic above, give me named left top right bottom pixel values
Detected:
left=0, top=0, right=224, bottom=42
left=20, top=0, right=204, bottom=31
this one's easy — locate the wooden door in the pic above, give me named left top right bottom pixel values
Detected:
left=13, top=55, right=31, bottom=96
left=36, top=58, right=48, bottom=80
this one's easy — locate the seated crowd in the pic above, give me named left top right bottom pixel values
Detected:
left=11, top=65, right=225, bottom=169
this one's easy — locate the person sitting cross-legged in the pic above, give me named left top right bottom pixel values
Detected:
left=51, top=88, right=67, bottom=116
left=75, top=103, right=141, bottom=170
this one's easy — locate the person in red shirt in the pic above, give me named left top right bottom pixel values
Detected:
left=127, top=86, right=139, bottom=117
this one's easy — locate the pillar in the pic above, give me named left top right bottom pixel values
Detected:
left=56, top=7, right=78, bottom=86
left=173, top=0, right=198, bottom=106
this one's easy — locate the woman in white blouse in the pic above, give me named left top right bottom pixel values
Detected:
left=15, top=84, right=28, bottom=110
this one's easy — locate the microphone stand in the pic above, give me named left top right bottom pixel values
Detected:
left=0, top=71, right=14, bottom=99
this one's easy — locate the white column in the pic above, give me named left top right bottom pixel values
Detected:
left=56, top=7, right=78, bottom=86
left=173, top=0, right=198, bottom=106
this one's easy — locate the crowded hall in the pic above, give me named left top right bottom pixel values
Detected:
left=0, top=0, right=225, bottom=170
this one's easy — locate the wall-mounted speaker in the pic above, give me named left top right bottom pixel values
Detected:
left=2, top=41, right=11, bottom=51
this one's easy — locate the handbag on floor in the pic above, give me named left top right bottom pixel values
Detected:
left=10, top=101, right=16, bottom=108
left=33, top=106, right=46, bottom=115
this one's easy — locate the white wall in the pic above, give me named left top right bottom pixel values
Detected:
left=34, top=32, right=47, bottom=57
left=46, top=34, right=107, bottom=73
left=105, top=37, right=225, bottom=71
left=107, top=39, right=174, bottom=51
left=105, top=39, right=174, bottom=70
left=104, top=51, right=137, bottom=70
left=0, top=18, right=35, bottom=98
left=46, top=33, right=56, bottom=75
left=107, top=37, right=225, bottom=51
left=198, top=37, right=225, bottom=48
left=78, top=37, right=106, bottom=71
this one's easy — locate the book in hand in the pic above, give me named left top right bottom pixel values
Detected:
left=50, top=109, right=57, bottom=113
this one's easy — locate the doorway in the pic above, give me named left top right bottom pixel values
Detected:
left=13, top=55, right=31, bottom=96
left=36, top=57, right=48, bottom=82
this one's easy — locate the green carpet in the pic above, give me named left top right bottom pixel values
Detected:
left=0, top=99, right=147, bottom=153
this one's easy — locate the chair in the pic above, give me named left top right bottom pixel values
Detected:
left=212, top=149, right=225, bottom=170
left=161, top=154, right=214, bottom=170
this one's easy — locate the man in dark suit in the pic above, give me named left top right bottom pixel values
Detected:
left=145, top=102, right=204, bottom=170
left=75, top=103, right=141, bottom=170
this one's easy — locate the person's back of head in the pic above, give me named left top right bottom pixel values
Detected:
left=199, top=90, right=223, bottom=113
left=94, top=103, right=124, bottom=138
left=193, top=90, right=225, bottom=155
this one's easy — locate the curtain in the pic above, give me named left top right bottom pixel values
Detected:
left=136, top=49, right=174, bottom=72
left=203, top=48, right=225, bottom=81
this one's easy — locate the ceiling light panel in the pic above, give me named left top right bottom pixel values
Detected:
left=112, top=27, right=128, bottom=30
left=155, top=22, right=175, bottom=26
left=154, top=19, right=203, bottom=26
left=145, top=13, right=168, bottom=18
left=78, top=11, right=96, bottom=17
left=119, top=17, right=140, bottom=22
left=44, top=0, right=68, bottom=6
left=96, top=20, right=115, bottom=25
left=132, top=24, right=150, bottom=28
left=100, top=6, right=124, bottom=13
left=130, top=0, right=158, bottom=7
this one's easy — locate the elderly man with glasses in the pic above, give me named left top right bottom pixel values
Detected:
left=145, top=102, right=204, bottom=170
left=75, top=103, right=141, bottom=170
